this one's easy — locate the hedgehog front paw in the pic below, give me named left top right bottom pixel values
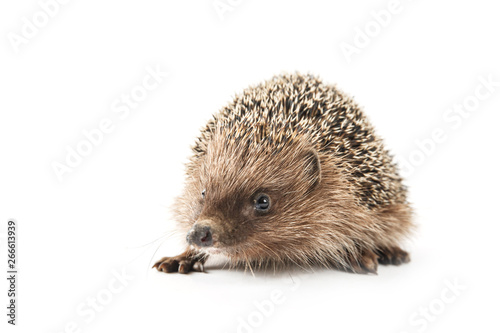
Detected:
left=153, top=251, right=206, bottom=274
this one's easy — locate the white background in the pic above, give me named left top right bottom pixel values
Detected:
left=1, top=1, right=499, bottom=332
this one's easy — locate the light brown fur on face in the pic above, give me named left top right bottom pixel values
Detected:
left=153, top=73, right=414, bottom=275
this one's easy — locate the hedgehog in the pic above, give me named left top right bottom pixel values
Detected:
left=153, top=73, right=413, bottom=274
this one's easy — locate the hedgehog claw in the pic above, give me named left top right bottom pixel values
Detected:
left=153, top=250, right=206, bottom=274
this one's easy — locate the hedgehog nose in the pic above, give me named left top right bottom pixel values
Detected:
left=187, top=225, right=213, bottom=247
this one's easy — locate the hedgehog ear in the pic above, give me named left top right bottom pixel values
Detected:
left=301, top=148, right=321, bottom=191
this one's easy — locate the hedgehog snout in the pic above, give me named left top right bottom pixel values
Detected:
left=187, top=224, right=213, bottom=247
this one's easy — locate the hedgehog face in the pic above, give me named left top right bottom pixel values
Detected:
left=182, top=134, right=323, bottom=262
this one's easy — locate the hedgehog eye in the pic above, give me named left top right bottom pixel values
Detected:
left=254, top=194, right=270, bottom=212
left=201, top=189, right=206, bottom=199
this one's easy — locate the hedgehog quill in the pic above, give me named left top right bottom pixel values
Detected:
left=153, top=73, right=414, bottom=274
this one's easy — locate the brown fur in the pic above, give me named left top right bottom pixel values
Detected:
left=154, top=73, right=414, bottom=274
